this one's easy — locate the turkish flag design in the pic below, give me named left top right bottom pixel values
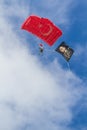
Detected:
left=21, top=15, right=62, bottom=46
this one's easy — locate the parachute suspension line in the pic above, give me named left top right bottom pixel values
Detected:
left=67, top=62, right=71, bottom=71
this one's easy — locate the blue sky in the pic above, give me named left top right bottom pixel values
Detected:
left=0, top=0, right=87, bottom=130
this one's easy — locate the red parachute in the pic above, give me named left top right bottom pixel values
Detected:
left=21, top=15, right=62, bottom=46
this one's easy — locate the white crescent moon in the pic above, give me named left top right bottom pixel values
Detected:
left=25, top=17, right=31, bottom=26
left=39, top=23, right=53, bottom=36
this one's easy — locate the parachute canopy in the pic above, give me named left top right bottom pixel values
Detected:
left=55, top=41, right=74, bottom=61
left=21, top=15, right=62, bottom=46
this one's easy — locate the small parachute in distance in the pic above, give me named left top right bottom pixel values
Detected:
left=55, top=41, right=74, bottom=61
left=21, top=15, right=62, bottom=46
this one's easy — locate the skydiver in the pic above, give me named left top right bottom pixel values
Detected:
left=39, top=44, right=44, bottom=54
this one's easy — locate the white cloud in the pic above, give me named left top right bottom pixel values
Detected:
left=0, top=0, right=29, bottom=18
left=0, top=1, right=86, bottom=130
